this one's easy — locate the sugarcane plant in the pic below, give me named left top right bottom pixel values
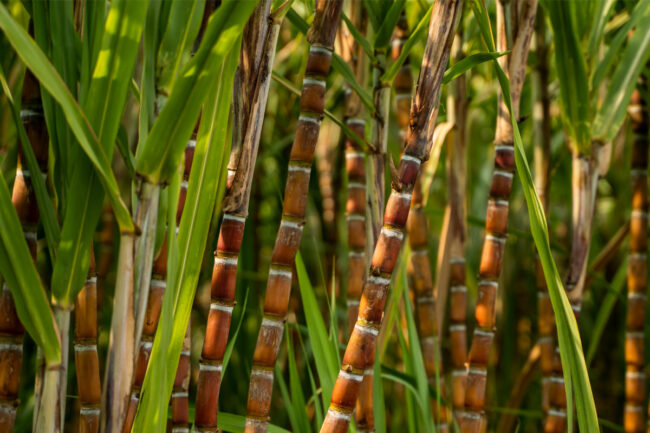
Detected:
left=3, top=1, right=650, bottom=433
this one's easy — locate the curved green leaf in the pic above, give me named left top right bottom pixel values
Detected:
left=0, top=174, right=60, bottom=365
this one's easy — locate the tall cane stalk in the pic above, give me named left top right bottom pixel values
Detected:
left=193, top=2, right=287, bottom=431
left=625, top=85, right=648, bottom=433
left=74, top=249, right=101, bottom=433
left=445, top=26, right=469, bottom=422
left=122, top=140, right=196, bottom=433
left=461, top=1, right=537, bottom=431
left=243, top=2, right=344, bottom=432
left=0, top=67, right=48, bottom=431
left=319, top=1, right=462, bottom=431
left=339, top=4, right=374, bottom=431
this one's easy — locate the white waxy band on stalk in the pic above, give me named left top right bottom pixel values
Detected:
left=391, top=38, right=406, bottom=48
left=348, top=251, right=364, bottom=258
left=486, top=234, right=506, bottom=244
left=151, top=279, right=166, bottom=289
left=463, top=411, right=483, bottom=420
left=416, top=296, right=434, bottom=304
left=469, top=367, right=487, bottom=376
left=74, top=344, right=97, bottom=352
left=381, top=227, right=403, bottom=240
left=0, top=342, right=23, bottom=352
left=269, top=267, right=293, bottom=279
left=420, top=336, right=437, bottom=345
left=346, top=300, right=360, bottom=307
left=627, top=331, right=644, bottom=339
left=450, top=257, right=466, bottom=264
left=346, top=118, right=365, bottom=127
left=410, top=248, right=428, bottom=256
left=298, top=114, right=320, bottom=125
left=628, top=292, right=646, bottom=300
left=171, top=391, right=188, bottom=398
left=86, top=276, right=97, bottom=284
left=348, top=181, right=366, bottom=189
left=479, top=280, right=498, bottom=288
left=571, top=304, right=581, bottom=313
left=171, top=428, right=190, bottom=433
left=631, top=169, right=647, bottom=176
left=223, top=213, right=246, bottom=223
left=187, top=139, right=196, bottom=148
left=493, top=170, right=514, bottom=179
left=180, top=351, right=191, bottom=357
left=451, top=285, right=467, bottom=293
left=401, top=154, right=421, bottom=165
left=327, top=410, right=351, bottom=421
left=538, top=336, right=553, bottom=344
left=80, top=407, right=101, bottom=416
left=368, top=275, right=391, bottom=286
left=303, top=77, right=326, bottom=88
left=338, top=370, right=363, bottom=382
left=310, top=46, right=332, bottom=56
left=180, top=180, right=189, bottom=190
left=289, top=164, right=311, bottom=174
left=347, top=215, right=365, bottom=222
left=395, top=93, right=411, bottom=101
left=548, top=409, right=566, bottom=418
left=140, top=341, right=153, bottom=350
left=537, top=291, right=549, bottom=299
left=215, top=256, right=238, bottom=266
left=210, top=303, right=234, bottom=313
left=452, top=370, right=467, bottom=377
left=262, top=317, right=284, bottom=329
left=391, top=191, right=412, bottom=201
left=629, top=252, right=647, bottom=261
left=492, top=199, right=509, bottom=207
left=626, top=371, right=645, bottom=379
left=549, top=376, right=564, bottom=384
left=494, top=145, right=514, bottom=152
left=475, top=329, right=494, bottom=338
left=355, top=323, right=379, bottom=336
left=631, top=210, right=648, bottom=219
left=450, top=324, right=466, bottom=332
left=23, top=231, right=37, bottom=241
left=280, top=219, right=303, bottom=230
left=200, top=363, right=222, bottom=372
left=251, top=368, right=275, bottom=379
left=346, top=151, right=365, bottom=159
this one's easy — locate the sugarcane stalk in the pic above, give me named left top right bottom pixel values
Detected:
left=122, top=140, right=195, bottom=433
left=0, top=68, right=48, bottom=432
left=532, top=9, right=555, bottom=424
left=74, top=249, right=102, bottom=433
left=242, top=3, right=344, bottom=433
left=625, top=85, right=648, bottom=433
left=319, top=1, right=462, bottom=431
left=133, top=180, right=161, bottom=354
left=100, top=232, right=135, bottom=433
left=171, top=323, right=191, bottom=432
left=445, top=26, right=469, bottom=420
left=461, top=1, right=537, bottom=431
left=193, top=2, right=283, bottom=431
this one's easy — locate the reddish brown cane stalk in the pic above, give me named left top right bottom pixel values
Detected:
left=0, top=68, right=49, bottom=432
left=461, top=1, right=537, bottom=431
left=320, top=1, right=462, bottom=431
left=74, top=250, right=102, bottom=433
left=625, top=86, right=648, bottom=433
left=242, top=3, right=344, bottom=432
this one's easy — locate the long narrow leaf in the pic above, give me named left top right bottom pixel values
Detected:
left=0, top=174, right=60, bottom=365
left=133, top=37, right=241, bottom=432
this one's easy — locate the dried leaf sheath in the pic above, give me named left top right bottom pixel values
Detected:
left=74, top=250, right=102, bottom=433
left=625, top=87, right=648, bottom=433
left=0, top=69, right=48, bottom=431
left=320, top=1, right=462, bottom=431
left=242, top=3, right=343, bottom=432
left=461, top=2, right=537, bottom=431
